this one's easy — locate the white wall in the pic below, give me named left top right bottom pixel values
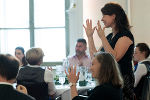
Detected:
left=68, top=0, right=83, bottom=56
left=130, top=0, right=150, bottom=46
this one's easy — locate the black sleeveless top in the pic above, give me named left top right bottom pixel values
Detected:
left=101, top=30, right=134, bottom=75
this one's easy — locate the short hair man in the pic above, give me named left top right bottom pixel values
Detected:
left=0, top=54, right=35, bottom=100
left=68, top=38, right=91, bottom=67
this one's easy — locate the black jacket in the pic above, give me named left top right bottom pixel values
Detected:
left=0, top=84, right=35, bottom=100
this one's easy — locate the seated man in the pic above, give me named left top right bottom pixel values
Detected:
left=17, top=48, right=57, bottom=100
left=68, top=38, right=91, bottom=68
left=133, top=43, right=150, bottom=100
left=0, top=54, right=35, bottom=100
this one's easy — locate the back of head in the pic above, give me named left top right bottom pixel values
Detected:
left=94, top=52, right=123, bottom=88
left=101, top=2, right=130, bottom=32
left=0, top=54, right=19, bottom=81
left=136, top=43, right=150, bottom=58
left=26, top=48, right=44, bottom=65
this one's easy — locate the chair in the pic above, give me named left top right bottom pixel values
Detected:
left=18, top=82, right=49, bottom=100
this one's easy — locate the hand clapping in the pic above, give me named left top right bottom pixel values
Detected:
left=83, top=19, right=105, bottom=39
left=96, top=20, right=106, bottom=38
left=83, top=19, right=96, bottom=37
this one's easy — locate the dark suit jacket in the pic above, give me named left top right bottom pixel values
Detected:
left=0, top=84, right=35, bottom=100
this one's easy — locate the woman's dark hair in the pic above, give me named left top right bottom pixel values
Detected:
left=94, top=52, right=123, bottom=88
left=101, top=2, right=130, bottom=33
left=15, top=46, right=28, bottom=66
left=136, top=43, right=150, bottom=58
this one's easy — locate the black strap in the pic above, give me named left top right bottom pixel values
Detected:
left=139, top=61, right=150, bottom=100
left=141, top=61, right=150, bottom=77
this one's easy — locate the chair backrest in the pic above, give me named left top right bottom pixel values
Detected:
left=19, top=82, right=49, bottom=100
left=17, top=66, right=49, bottom=100
left=141, top=61, right=150, bottom=100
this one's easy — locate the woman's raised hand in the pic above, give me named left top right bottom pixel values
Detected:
left=96, top=20, right=106, bottom=38
left=65, top=66, right=80, bottom=84
left=83, top=19, right=96, bottom=38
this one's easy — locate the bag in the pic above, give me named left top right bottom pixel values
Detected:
left=140, top=61, right=150, bottom=100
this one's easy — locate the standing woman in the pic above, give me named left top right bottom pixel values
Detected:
left=84, top=2, right=134, bottom=100
left=15, top=46, right=28, bottom=66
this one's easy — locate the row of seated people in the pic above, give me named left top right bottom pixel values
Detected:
left=13, top=39, right=150, bottom=100
left=0, top=51, right=123, bottom=100
left=14, top=38, right=92, bottom=100
left=0, top=43, right=150, bottom=100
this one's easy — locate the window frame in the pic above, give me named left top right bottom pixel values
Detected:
left=0, top=0, right=70, bottom=66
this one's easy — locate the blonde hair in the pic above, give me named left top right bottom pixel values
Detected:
left=26, top=48, right=44, bottom=65
left=94, top=52, right=123, bottom=88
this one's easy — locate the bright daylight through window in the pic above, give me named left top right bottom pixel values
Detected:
left=0, top=0, right=66, bottom=62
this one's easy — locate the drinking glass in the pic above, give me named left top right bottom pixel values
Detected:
left=86, top=67, right=93, bottom=85
left=79, top=66, right=86, bottom=78
left=59, top=76, right=65, bottom=85
left=56, top=65, right=66, bottom=85
left=63, top=58, right=70, bottom=72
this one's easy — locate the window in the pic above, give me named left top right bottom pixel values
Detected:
left=0, top=0, right=67, bottom=62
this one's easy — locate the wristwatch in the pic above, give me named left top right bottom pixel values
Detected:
left=69, top=82, right=76, bottom=87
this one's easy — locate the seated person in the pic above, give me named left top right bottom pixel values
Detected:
left=15, top=46, right=28, bottom=66
left=65, top=52, right=123, bottom=100
left=68, top=38, right=91, bottom=68
left=17, top=48, right=57, bottom=100
left=0, top=54, right=35, bottom=100
left=133, top=43, right=150, bottom=100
